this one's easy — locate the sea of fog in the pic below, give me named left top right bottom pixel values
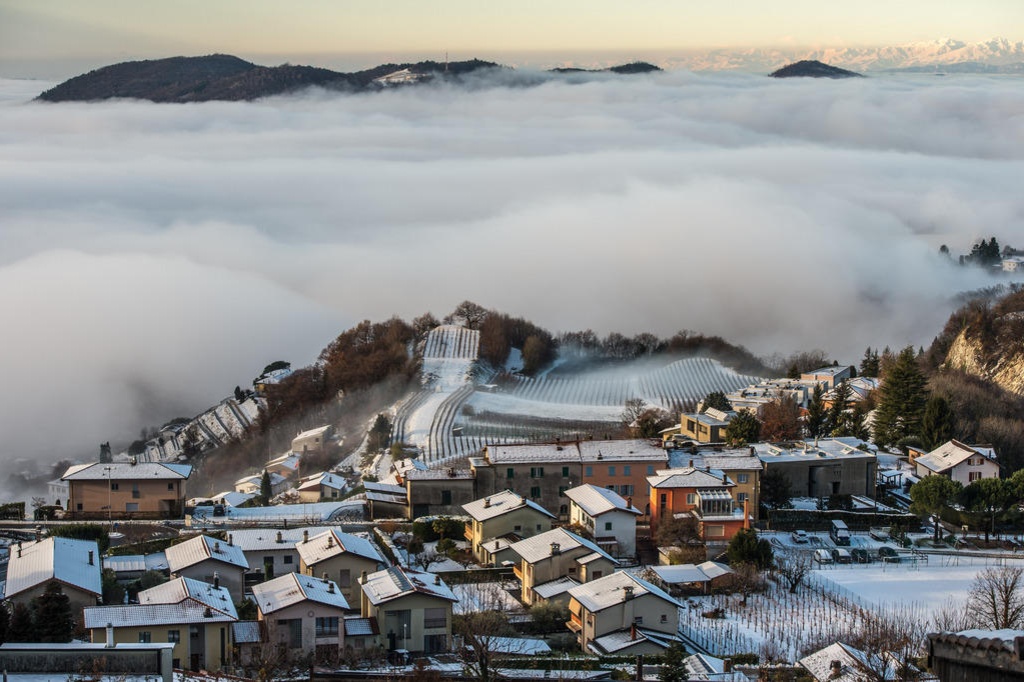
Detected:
left=0, top=69, right=1021, bottom=473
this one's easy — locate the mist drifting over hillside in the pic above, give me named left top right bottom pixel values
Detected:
left=1, top=68, right=1021, bottom=467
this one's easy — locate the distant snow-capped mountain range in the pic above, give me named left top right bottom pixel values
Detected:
left=664, top=38, right=1024, bottom=72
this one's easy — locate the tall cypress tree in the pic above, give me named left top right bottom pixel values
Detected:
left=8, top=602, right=34, bottom=643
left=259, top=469, right=272, bottom=506
left=827, top=380, right=852, bottom=436
left=805, top=384, right=827, bottom=438
left=921, top=395, right=956, bottom=451
left=873, top=346, right=929, bottom=449
left=31, top=581, right=73, bottom=643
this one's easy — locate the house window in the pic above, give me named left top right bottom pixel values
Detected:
left=608, top=466, right=616, bottom=477
left=706, top=525, right=725, bottom=537
left=647, top=466, right=655, bottom=475
left=591, top=571, right=602, bottom=579
left=126, top=503, right=139, bottom=512
left=604, top=522, right=613, bottom=531
left=167, top=630, right=180, bottom=643
left=514, top=525, right=522, bottom=532
left=660, top=614, right=668, bottom=623
left=167, top=483, right=175, bottom=491
left=506, top=468, right=514, bottom=479
left=969, top=471, right=982, bottom=482
left=686, top=493, right=696, bottom=505
left=568, top=566, right=577, bottom=574
left=530, top=487, right=541, bottom=499
left=558, top=486, right=568, bottom=496
left=424, top=607, right=447, bottom=629
left=737, top=474, right=749, bottom=484
left=315, top=617, right=339, bottom=637
left=338, top=569, right=351, bottom=587
left=284, top=555, right=293, bottom=565
left=562, top=467, right=570, bottom=478
left=110, top=483, right=120, bottom=491
left=138, top=632, right=152, bottom=643
left=560, top=504, right=568, bottom=515
left=737, top=493, right=749, bottom=503
left=77, top=503, right=83, bottom=511
left=633, top=616, right=643, bottom=624
left=132, top=484, right=140, bottom=499
left=624, top=465, right=632, bottom=476
left=531, top=467, right=545, bottom=478
left=441, top=490, right=452, bottom=505
left=619, top=485, right=634, bottom=497
left=585, top=466, right=593, bottom=477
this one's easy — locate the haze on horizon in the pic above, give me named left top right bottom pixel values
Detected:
left=2, top=0, right=1023, bottom=78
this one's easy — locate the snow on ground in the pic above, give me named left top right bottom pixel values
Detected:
left=452, top=581, right=524, bottom=614
left=190, top=500, right=364, bottom=525
left=466, top=391, right=623, bottom=422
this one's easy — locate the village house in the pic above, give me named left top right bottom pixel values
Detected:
left=165, top=535, right=249, bottom=601
left=252, top=573, right=350, bottom=661
left=753, top=438, right=877, bottom=500
left=226, top=528, right=309, bottom=581
left=564, top=484, right=642, bottom=558
left=359, top=566, right=457, bottom=654
left=404, top=467, right=476, bottom=519
left=297, top=471, right=348, bottom=503
left=801, top=365, right=854, bottom=388
left=462, top=489, right=556, bottom=565
left=567, top=571, right=683, bottom=656
left=364, top=481, right=409, bottom=519
left=62, top=461, right=192, bottom=519
left=509, top=527, right=617, bottom=606
left=470, top=440, right=667, bottom=520
left=264, top=451, right=302, bottom=480
left=821, top=377, right=880, bottom=410
left=648, top=561, right=734, bottom=595
left=85, top=576, right=238, bottom=672
left=669, top=447, right=763, bottom=517
left=913, top=440, right=1000, bottom=485
left=296, top=528, right=384, bottom=608
left=800, top=641, right=921, bottom=681
left=234, top=471, right=288, bottom=496
left=677, top=408, right=736, bottom=444
left=647, top=467, right=747, bottom=546
left=292, top=425, right=333, bottom=454
left=3, top=537, right=102, bottom=626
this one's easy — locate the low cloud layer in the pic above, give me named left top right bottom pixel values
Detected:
left=1, top=70, right=1021, bottom=468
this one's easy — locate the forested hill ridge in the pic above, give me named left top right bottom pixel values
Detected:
left=36, top=55, right=662, bottom=103
left=769, top=60, right=864, bottom=78
left=550, top=61, right=662, bottom=74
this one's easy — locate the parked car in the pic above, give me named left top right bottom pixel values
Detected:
left=791, top=530, right=809, bottom=543
left=831, top=548, right=853, bottom=564
left=878, top=546, right=900, bottom=563
left=851, top=548, right=872, bottom=564
left=814, top=548, right=834, bottom=564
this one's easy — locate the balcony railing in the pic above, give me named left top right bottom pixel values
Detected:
left=513, top=565, right=524, bottom=581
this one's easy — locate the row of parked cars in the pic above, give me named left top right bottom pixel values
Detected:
left=790, top=528, right=901, bottom=564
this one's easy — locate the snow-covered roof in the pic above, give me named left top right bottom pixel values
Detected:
left=684, top=653, right=748, bottom=681
left=405, top=468, right=474, bottom=480
left=799, top=641, right=904, bottom=681
left=235, top=471, right=286, bottom=487
left=297, top=472, right=347, bottom=491
left=294, top=425, right=331, bottom=440
left=647, top=467, right=732, bottom=490
left=532, top=576, right=581, bottom=600
left=267, top=451, right=302, bottom=468
left=295, top=529, right=383, bottom=566
left=360, top=566, right=457, bottom=606
left=252, top=573, right=350, bottom=614
left=569, top=572, right=680, bottom=614
left=649, top=561, right=733, bottom=585
left=565, top=485, right=641, bottom=517
left=508, top=528, right=616, bottom=565
left=463, top=490, right=556, bottom=522
left=232, top=621, right=263, bottom=644
left=102, top=553, right=167, bottom=574
left=364, top=481, right=406, bottom=495
left=224, top=528, right=310, bottom=553
left=83, top=602, right=236, bottom=629
left=344, top=616, right=379, bottom=637
left=753, top=438, right=876, bottom=463
left=365, top=490, right=407, bottom=504
left=475, top=637, right=551, bottom=656
left=393, top=458, right=428, bottom=475
left=191, top=500, right=365, bottom=525
left=165, top=535, right=249, bottom=572
left=62, top=461, right=192, bottom=481
left=915, top=440, right=998, bottom=474
left=212, top=491, right=256, bottom=507
left=589, top=627, right=683, bottom=655
left=138, top=576, right=237, bottom=617
left=3, top=537, right=101, bottom=599
left=577, top=440, right=666, bottom=463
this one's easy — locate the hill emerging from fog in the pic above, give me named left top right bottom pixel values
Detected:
left=770, top=60, right=864, bottom=78
left=36, top=54, right=664, bottom=103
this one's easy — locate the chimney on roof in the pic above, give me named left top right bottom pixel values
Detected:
left=434, top=574, right=441, bottom=585
left=214, top=572, right=220, bottom=589
left=630, top=623, right=637, bottom=640
left=105, top=623, right=115, bottom=648
left=328, top=581, right=335, bottom=594
left=129, top=457, right=137, bottom=466
left=688, top=459, right=693, bottom=468
left=624, top=585, right=635, bottom=600
left=550, top=542, right=561, bottom=556
left=276, top=530, right=283, bottom=544
left=204, top=607, right=213, bottom=618
left=16, top=542, right=22, bottom=558
left=88, top=550, right=94, bottom=565
left=303, top=530, right=309, bottom=544
left=228, top=534, right=233, bottom=546
left=484, top=497, right=491, bottom=508
left=213, top=542, right=221, bottom=553
left=829, top=660, right=842, bottom=677
left=723, top=659, right=732, bottom=673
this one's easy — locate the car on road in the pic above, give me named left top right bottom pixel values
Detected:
left=791, top=530, right=809, bottom=543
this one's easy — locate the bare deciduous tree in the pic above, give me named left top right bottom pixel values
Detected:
left=776, top=552, right=812, bottom=593
left=968, top=566, right=1024, bottom=629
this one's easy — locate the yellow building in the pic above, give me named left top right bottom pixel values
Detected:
left=62, top=461, right=192, bottom=520
left=509, top=528, right=617, bottom=606
left=359, top=566, right=456, bottom=654
left=462, top=489, right=556, bottom=565
left=567, top=572, right=683, bottom=655
left=297, top=528, right=385, bottom=608
left=252, top=573, right=350, bottom=661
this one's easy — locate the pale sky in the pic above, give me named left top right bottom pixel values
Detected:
left=2, top=0, right=1022, bottom=77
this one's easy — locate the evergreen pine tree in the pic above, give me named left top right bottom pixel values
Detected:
left=859, top=347, right=880, bottom=377
left=259, top=469, right=272, bottom=506
left=8, top=602, right=34, bottom=643
left=30, top=581, right=73, bottom=643
left=0, top=601, right=9, bottom=644
left=921, top=395, right=956, bottom=451
left=872, top=346, right=929, bottom=449
left=827, top=380, right=852, bottom=436
left=805, top=383, right=827, bottom=438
